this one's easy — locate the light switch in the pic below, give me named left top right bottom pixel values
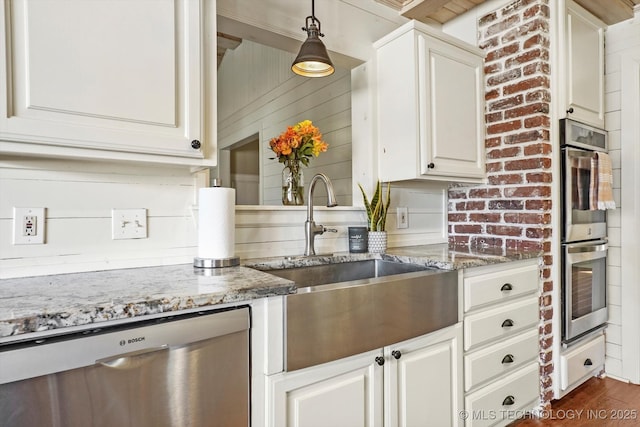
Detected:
left=112, top=209, right=148, bottom=240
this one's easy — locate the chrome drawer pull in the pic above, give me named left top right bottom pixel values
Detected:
left=501, top=354, right=515, bottom=364
left=501, top=319, right=514, bottom=328
left=501, top=283, right=513, bottom=291
left=584, top=358, right=593, bottom=366
left=502, top=395, right=515, bottom=406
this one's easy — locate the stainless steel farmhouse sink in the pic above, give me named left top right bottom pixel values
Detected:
left=263, top=259, right=432, bottom=289
left=252, top=259, right=458, bottom=371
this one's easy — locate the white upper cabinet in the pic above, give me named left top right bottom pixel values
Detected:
left=562, top=0, right=606, bottom=129
left=0, top=0, right=216, bottom=166
left=375, top=20, right=485, bottom=183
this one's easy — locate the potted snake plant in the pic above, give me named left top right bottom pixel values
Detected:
left=358, top=180, right=391, bottom=253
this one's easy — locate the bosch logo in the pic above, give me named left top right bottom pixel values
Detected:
left=119, top=337, right=146, bottom=346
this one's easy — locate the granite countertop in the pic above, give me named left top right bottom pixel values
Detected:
left=0, top=243, right=541, bottom=341
left=0, top=264, right=295, bottom=341
left=245, top=243, right=541, bottom=271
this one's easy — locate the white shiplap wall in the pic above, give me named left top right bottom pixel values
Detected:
left=603, top=10, right=640, bottom=382
left=0, top=156, right=199, bottom=279
left=217, top=40, right=352, bottom=206
left=0, top=156, right=448, bottom=279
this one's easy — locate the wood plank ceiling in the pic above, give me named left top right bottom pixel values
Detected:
left=378, top=0, right=639, bottom=25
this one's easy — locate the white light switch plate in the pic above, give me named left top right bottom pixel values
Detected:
left=112, top=209, right=148, bottom=240
left=396, top=207, right=408, bottom=229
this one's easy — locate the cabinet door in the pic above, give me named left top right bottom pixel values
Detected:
left=268, top=350, right=384, bottom=427
left=386, top=323, right=463, bottom=427
left=376, top=23, right=485, bottom=184
left=418, top=34, right=485, bottom=181
left=0, top=0, right=209, bottom=163
left=564, top=0, right=605, bottom=128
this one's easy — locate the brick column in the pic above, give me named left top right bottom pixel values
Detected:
left=447, top=0, right=554, bottom=406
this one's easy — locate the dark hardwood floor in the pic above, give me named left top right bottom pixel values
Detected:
left=509, top=377, right=640, bottom=426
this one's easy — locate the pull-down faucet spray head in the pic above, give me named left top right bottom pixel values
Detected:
left=306, top=173, right=338, bottom=221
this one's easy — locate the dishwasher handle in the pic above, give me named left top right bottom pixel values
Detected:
left=96, top=345, right=169, bottom=369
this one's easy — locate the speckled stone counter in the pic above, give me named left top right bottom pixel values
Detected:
left=245, top=243, right=541, bottom=272
left=0, top=264, right=295, bottom=341
left=0, top=243, right=541, bottom=342
left=383, top=243, right=542, bottom=270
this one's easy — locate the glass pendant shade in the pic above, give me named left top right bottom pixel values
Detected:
left=292, top=16, right=334, bottom=77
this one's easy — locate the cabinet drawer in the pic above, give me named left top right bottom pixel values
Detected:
left=560, top=334, right=605, bottom=391
left=464, top=263, right=539, bottom=312
left=465, top=329, right=539, bottom=392
left=464, top=296, right=539, bottom=351
left=464, top=363, right=539, bottom=427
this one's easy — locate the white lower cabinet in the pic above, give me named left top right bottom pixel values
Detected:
left=559, top=333, right=605, bottom=392
left=462, top=259, right=541, bottom=427
left=266, top=323, right=463, bottom=427
left=464, top=364, right=539, bottom=427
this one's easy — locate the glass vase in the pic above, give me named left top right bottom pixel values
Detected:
left=282, top=161, right=304, bottom=205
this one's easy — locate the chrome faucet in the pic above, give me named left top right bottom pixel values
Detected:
left=304, top=173, right=338, bottom=256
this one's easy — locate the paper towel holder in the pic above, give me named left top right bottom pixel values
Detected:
left=194, top=178, right=240, bottom=268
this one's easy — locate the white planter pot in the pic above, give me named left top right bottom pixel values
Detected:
left=368, top=231, right=387, bottom=254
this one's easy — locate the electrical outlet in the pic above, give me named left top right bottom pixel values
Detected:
left=112, top=209, right=148, bottom=240
left=13, top=207, right=46, bottom=245
left=396, top=207, right=408, bottom=229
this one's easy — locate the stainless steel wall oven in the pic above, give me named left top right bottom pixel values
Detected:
left=559, top=119, right=609, bottom=344
left=560, top=119, right=608, bottom=243
left=562, top=240, right=608, bottom=343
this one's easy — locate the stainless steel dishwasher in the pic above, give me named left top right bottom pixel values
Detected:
left=0, top=306, right=250, bottom=427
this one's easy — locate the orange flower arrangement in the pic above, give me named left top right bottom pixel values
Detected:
left=269, top=120, right=328, bottom=166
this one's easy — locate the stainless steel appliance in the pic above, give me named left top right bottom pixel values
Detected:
left=559, top=118, right=609, bottom=344
left=560, top=118, right=608, bottom=243
left=0, top=306, right=250, bottom=427
left=562, top=240, right=608, bottom=343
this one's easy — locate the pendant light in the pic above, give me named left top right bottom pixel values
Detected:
left=292, top=0, right=335, bottom=77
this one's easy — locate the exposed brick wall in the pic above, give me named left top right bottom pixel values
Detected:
left=447, top=0, right=554, bottom=407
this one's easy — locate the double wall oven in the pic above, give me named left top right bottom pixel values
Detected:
left=560, top=119, right=609, bottom=344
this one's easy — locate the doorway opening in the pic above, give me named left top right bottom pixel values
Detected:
left=228, top=134, right=260, bottom=205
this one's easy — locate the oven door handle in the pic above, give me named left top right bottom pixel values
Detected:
left=567, top=242, right=608, bottom=254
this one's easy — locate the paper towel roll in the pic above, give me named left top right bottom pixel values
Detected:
left=198, top=186, right=236, bottom=259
